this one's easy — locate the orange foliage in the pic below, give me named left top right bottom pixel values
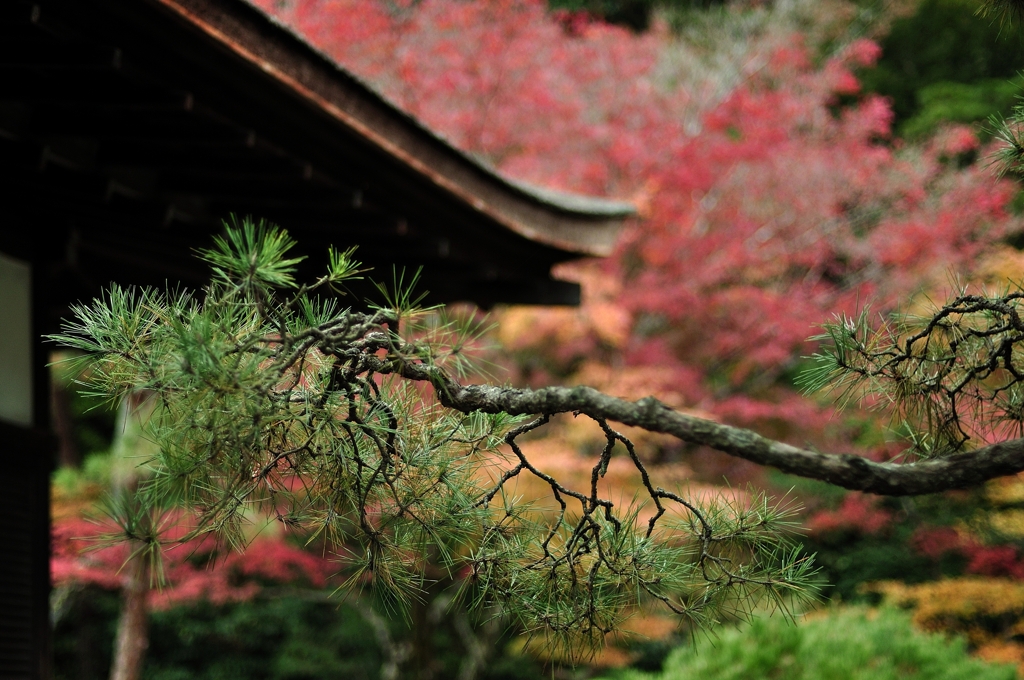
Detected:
left=871, top=577, right=1024, bottom=663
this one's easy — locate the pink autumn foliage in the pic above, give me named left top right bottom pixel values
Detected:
left=52, top=515, right=336, bottom=608
left=912, top=526, right=965, bottom=559
left=251, top=0, right=1022, bottom=445
left=807, top=494, right=893, bottom=536
left=911, top=526, right=1024, bottom=579
left=965, top=545, right=1024, bottom=579
left=52, top=517, right=128, bottom=591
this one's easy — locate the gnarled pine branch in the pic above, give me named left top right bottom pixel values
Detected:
left=375, top=349, right=1024, bottom=497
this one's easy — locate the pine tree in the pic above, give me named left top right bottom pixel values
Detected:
left=52, top=213, right=1024, bottom=655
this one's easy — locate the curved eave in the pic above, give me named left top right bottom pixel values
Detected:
left=154, top=0, right=635, bottom=258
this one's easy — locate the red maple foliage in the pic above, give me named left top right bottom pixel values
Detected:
left=911, top=526, right=1024, bottom=579
left=806, top=494, right=894, bottom=537
left=52, top=514, right=336, bottom=606
left=250, top=0, right=1021, bottom=445
left=911, top=526, right=965, bottom=559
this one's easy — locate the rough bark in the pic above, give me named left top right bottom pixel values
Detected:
left=108, top=395, right=156, bottom=680
left=392, top=362, right=1024, bottom=496
left=50, top=381, right=80, bottom=468
left=109, top=544, right=149, bottom=680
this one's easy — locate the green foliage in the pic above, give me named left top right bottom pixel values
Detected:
left=54, top=588, right=381, bottom=680
left=991, top=99, right=1024, bottom=176
left=53, top=586, right=120, bottom=680
left=52, top=217, right=818, bottom=656
left=146, top=598, right=383, bottom=680
left=978, top=0, right=1024, bottom=28
left=52, top=451, right=114, bottom=495
left=596, top=608, right=1018, bottom=680
left=903, top=77, right=1024, bottom=140
left=200, top=217, right=306, bottom=290
left=859, top=0, right=1024, bottom=135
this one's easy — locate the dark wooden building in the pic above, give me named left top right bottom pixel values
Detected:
left=0, top=0, right=632, bottom=676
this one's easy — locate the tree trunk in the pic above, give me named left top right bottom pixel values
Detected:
left=411, top=588, right=435, bottom=680
left=109, top=544, right=149, bottom=680
left=50, top=380, right=80, bottom=468
left=107, top=394, right=156, bottom=680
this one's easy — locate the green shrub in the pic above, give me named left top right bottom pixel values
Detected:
left=599, top=608, right=1017, bottom=680
left=144, top=598, right=384, bottom=680
left=901, top=77, right=1024, bottom=140
left=54, top=591, right=386, bottom=680
left=859, top=0, right=1024, bottom=134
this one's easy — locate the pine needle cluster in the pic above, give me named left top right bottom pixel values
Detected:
left=52, top=217, right=817, bottom=657
left=800, top=288, right=1024, bottom=458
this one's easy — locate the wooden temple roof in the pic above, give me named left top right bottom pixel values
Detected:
left=1, top=0, right=633, bottom=312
